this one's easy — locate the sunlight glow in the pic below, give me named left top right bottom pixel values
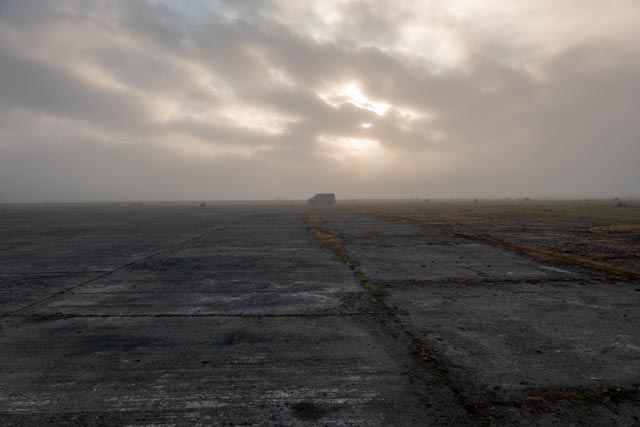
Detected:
left=393, top=107, right=433, bottom=131
left=317, top=134, right=385, bottom=166
left=343, top=137, right=376, bottom=152
left=341, top=84, right=390, bottom=116
left=318, top=83, right=391, bottom=116
left=360, top=122, right=372, bottom=129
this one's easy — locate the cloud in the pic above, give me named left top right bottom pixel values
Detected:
left=0, top=0, right=639, bottom=201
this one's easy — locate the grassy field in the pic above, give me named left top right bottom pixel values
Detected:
left=418, top=199, right=640, bottom=225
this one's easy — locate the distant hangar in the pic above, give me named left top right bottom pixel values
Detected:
left=307, top=193, right=336, bottom=206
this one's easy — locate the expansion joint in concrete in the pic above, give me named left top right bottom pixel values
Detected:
left=306, top=213, right=474, bottom=416
left=11, top=311, right=382, bottom=320
left=0, top=213, right=256, bottom=320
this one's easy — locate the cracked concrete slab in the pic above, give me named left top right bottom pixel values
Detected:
left=0, top=205, right=245, bottom=273
left=312, top=207, right=640, bottom=425
left=0, top=274, right=94, bottom=316
left=2, top=202, right=639, bottom=425
left=386, top=280, right=640, bottom=394
left=0, top=204, right=470, bottom=425
left=23, top=213, right=377, bottom=316
left=319, top=211, right=589, bottom=282
left=0, top=315, right=465, bottom=425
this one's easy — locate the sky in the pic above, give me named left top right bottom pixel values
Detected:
left=0, top=0, right=639, bottom=202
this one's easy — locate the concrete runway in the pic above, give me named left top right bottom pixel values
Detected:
left=0, top=203, right=638, bottom=425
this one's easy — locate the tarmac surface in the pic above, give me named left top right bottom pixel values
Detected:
left=0, top=203, right=638, bottom=425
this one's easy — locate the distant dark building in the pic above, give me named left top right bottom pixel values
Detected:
left=307, top=193, right=336, bottom=206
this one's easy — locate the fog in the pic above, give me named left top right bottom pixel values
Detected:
left=1, top=0, right=639, bottom=202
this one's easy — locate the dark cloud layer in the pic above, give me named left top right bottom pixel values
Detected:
left=0, top=0, right=639, bottom=201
